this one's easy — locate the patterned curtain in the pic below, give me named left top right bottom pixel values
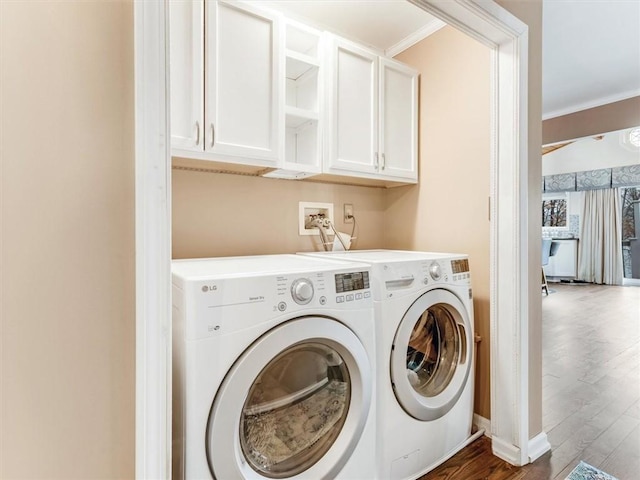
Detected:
left=544, top=173, right=576, bottom=192
left=543, top=165, right=640, bottom=193
left=612, top=165, right=640, bottom=188
left=576, top=168, right=611, bottom=190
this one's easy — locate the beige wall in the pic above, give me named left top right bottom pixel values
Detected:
left=0, top=1, right=135, bottom=478
left=543, top=96, right=640, bottom=145
left=498, top=0, right=544, bottom=441
left=172, top=169, right=386, bottom=258
left=386, top=27, right=493, bottom=418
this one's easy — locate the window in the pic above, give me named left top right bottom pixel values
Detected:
left=621, top=187, right=640, bottom=280
left=542, top=193, right=568, bottom=227
left=621, top=187, right=640, bottom=240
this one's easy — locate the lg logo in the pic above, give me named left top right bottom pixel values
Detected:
left=201, top=285, right=218, bottom=292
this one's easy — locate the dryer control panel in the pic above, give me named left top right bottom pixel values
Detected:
left=418, top=258, right=472, bottom=286
left=365, top=256, right=471, bottom=301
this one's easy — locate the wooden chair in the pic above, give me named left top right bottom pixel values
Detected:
left=542, top=238, right=552, bottom=295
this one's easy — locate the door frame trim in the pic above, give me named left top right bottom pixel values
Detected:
left=410, top=0, right=537, bottom=465
left=134, top=1, right=172, bottom=477
left=134, top=0, right=541, bottom=475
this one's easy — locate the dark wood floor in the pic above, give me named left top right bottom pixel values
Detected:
left=419, top=282, right=640, bottom=480
left=417, top=436, right=552, bottom=480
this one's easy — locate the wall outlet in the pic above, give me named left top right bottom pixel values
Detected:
left=344, top=203, right=354, bottom=224
left=299, top=202, right=334, bottom=236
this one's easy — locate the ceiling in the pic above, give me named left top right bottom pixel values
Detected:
left=262, top=0, right=640, bottom=120
left=542, top=0, right=640, bottom=119
left=262, top=0, right=440, bottom=56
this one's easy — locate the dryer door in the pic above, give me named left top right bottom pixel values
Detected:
left=390, top=289, right=472, bottom=421
left=207, top=316, right=372, bottom=479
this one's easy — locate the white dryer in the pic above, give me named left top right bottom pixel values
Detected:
left=171, top=254, right=376, bottom=480
left=299, top=250, right=474, bottom=480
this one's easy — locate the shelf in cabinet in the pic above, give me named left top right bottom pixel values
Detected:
left=285, top=106, right=318, bottom=129
left=286, top=50, right=319, bottom=80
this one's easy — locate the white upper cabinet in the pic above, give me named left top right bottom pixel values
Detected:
left=379, top=58, right=418, bottom=181
left=169, top=1, right=418, bottom=184
left=169, top=0, right=204, bottom=151
left=205, top=1, right=282, bottom=164
left=170, top=0, right=282, bottom=167
left=325, top=36, right=418, bottom=183
left=326, top=37, right=379, bottom=176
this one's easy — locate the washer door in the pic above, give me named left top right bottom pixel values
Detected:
left=391, top=289, right=472, bottom=421
left=207, top=316, right=372, bottom=479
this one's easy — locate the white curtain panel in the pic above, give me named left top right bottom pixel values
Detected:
left=578, top=188, right=624, bottom=285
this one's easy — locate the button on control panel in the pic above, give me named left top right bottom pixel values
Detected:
left=335, top=290, right=370, bottom=303
left=453, top=273, right=471, bottom=281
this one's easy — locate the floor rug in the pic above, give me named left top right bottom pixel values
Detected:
left=565, top=461, right=618, bottom=480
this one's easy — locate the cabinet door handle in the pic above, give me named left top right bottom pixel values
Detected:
left=374, top=152, right=379, bottom=170
left=381, top=153, right=386, bottom=170
left=210, top=123, right=215, bottom=148
left=195, top=121, right=200, bottom=146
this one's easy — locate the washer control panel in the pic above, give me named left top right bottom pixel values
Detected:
left=335, top=271, right=370, bottom=293
left=275, top=270, right=372, bottom=313
left=334, top=271, right=371, bottom=304
left=184, top=267, right=373, bottom=340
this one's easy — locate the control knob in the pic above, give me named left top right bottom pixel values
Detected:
left=429, top=261, right=442, bottom=281
left=291, top=278, right=314, bottom=305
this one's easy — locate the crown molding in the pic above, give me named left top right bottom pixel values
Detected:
left=385, top=18, right=446, bottom=57
left=543, top=89, right=640, bottom=120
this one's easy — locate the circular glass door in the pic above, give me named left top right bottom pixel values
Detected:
left=207, top=317, right=372, bottom=479
left=240, top=342, right=350, bottom=477
left=406, top=304, right=459, bottom=397
left=391, top=289, right=472, bottom=421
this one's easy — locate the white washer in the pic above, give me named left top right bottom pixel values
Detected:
left=299, top=250, right=474, bottom=480
left=172, top=254, right=376, bottom=480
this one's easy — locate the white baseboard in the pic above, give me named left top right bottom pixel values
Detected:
left=473, top=414, right=491, bottom=437
left=528, top=431, right=551, bottom=462
left=472, top=413, right=549, bottom=465
left=490, top=431, right=551, bottom=467
left=491, top=435, right=523, bottom=466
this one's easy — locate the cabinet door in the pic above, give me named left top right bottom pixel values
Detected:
left=379, top=59, right=418, bottom=182
left=326, top=37, right=378, bottom=175
left=206, top=1, right=282, bottom=164
left=170, top=0, right=204, bottom=151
